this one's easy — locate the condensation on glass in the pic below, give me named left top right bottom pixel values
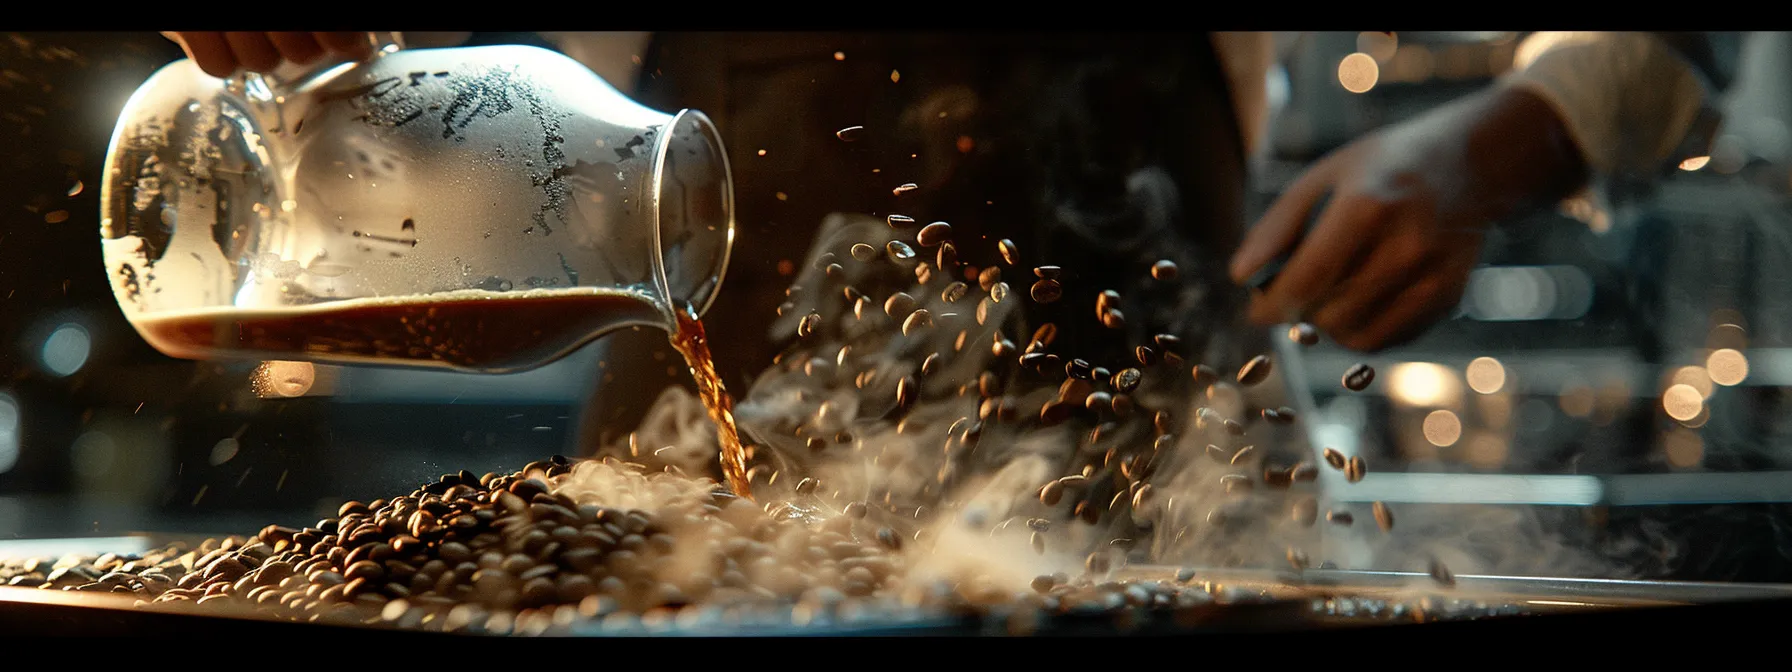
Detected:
left=99, top=44, right=734, bottom=373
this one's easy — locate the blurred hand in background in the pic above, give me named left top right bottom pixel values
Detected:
left=1229, top=85, right=1589, bottom=352
left=161, top=32, right=376, bottom=78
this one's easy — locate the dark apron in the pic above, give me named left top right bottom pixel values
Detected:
left=578, top=32, right=1250, bottom=451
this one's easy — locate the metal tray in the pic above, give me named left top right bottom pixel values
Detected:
left=7, top=538, right=1789, bottom=636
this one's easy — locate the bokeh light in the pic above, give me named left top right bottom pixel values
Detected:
left=1663, top=384, right=1704, bottom=422
left=1466, top=356, right=1506, bottom=394
left=1706, top=348, right=1749, bottom=386
left=1679, top=155, right=1711, bottom=171
left=1338, top=53, right=1380, bottom=93
left=1388, top=362, right=1461, bottom=407
left=1422, top=410, right=1463, bottom=447
left=41, top=323, right=91, bottom=376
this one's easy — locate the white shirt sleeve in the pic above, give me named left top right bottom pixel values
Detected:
left=1502, top=32, right=1721, bottom=179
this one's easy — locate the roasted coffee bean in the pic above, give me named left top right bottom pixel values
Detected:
left=1205, top=444, right=1229, bottom=464
left=1039, top=480, right=1066, bottom=506
left=1373, top=502, right=1395, bottom=532
left=1066, top=359, right=1093, bottom=381
left=1083, top=391, right=1113, bottom=413
left=917, top=221, right=952, bottom=247
left=508, top=478, right=548, bottom=501
left=886, top=240, right=917, bottom=261
left=258, top=525, right=298, bottom=544
left=887, top=214, right=915, bottom=228
left=1153, top=333, right=1181, bottom=353
left=1101, top=310, right=1125, bottom=329
left=973, top=266, right=1001, bottom=293
left=1030, top=279, right=1063, bottom=304
left=1220, top=474, right=1252, bottom=493
left=850, top=243, right=876, bottom=262
left=1229, top=445, right=1257, bottom=465
left=994, top=239, right=1020, bottom=266
left=1345, top=456, right=1367, bottom=483
left=901, top=309, right=933, bottom=337
left=941, top=281, right=968, bottom=303
left=1110, top=368, right=1143, bottom=394
left=1150, top=260, right=1178, bottom=280
left=836, top=125, right=865, bottom=142
left=1237, top=355, right=1273, bottom=386
left=920, top=353, right=943, bottom=377
left=1110, top=394, right=1134, bottom=417
left=1085, top=552, right=1111, bottom=575
left=1322, top=447, right=1348, bottom=471
left=345, top=561, right=385, bottom=583
left=1343, top=363, right=1376, bottom=391
left=1289, top=323, right=1320, bottom=345
left=894, top=376, right=919, bottom=412
left=1428, top=558, right=1456, bottom=587
left=1191, top=364, right=1218, bottom=388
left=797, top=311, right=822, bottom=338
left=1292, top=463, right=1319, bottom=482
left=936, top=241, right=959, bottom=271
left=1327, top=511, right=1355, bottom=526
left=1030, top=532, right=1045, bottom=555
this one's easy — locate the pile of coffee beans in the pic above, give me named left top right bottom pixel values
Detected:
left=0, top=457, right=1306, bottom=635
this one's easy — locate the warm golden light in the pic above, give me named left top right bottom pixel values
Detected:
left=1707, top=348, right=1749, bottom=386
left=1338, top=53, right=1380, bottom=93
left=1466, top=357, right=1506, bottom=394
left=1664, top=429, right=1703, bottom=468
left=1422, top=410, right=1463, bottom=447
left=1671, top=366, right=1715, bottom=399
left=1663, top=384, right=1703, bottom=422
left=1679, top=155, right=1711, bottom=171
left=1388, top=362, right=1461, bottom=407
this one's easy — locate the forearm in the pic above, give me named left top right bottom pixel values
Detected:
left=1460, top=85, right=1591, bottom=222
left=1503, top=32, right=1721, bottom=182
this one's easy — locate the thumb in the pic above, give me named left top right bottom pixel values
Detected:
left=1230, top=169, right=1338, bottom=284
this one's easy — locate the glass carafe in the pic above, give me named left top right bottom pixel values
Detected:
left=99, top=40, right=734, bottom=373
